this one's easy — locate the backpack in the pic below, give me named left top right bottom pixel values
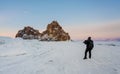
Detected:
left=88, top=41, right=94, bottom=49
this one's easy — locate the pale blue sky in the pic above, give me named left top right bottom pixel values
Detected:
left=0, top=0, right=120, bottom=40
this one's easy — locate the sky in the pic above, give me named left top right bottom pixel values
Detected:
left=0, top=0, right=120, bottom=40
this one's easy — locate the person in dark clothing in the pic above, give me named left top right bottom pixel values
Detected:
left=83, top=37, right=94, bottom=59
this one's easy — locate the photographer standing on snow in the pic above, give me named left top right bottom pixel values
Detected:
left=83, top=37, right=94, bottom=59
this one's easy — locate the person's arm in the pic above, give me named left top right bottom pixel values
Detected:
left=83, top=40, right=87, bottom=44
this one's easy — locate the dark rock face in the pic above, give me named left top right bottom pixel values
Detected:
left=41, top=21, right=70, bottom=41
left=15, top=21, right=70, bottom=41
left=15, top=26, right=41, bottom=39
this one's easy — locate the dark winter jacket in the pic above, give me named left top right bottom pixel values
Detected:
left=83, top=39, right=94, bottom=49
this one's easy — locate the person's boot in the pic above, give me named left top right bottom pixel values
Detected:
left=83, top=57, right=87, bottom=60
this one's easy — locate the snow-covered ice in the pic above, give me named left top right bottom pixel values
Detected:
left=0, top=36, right=120, bottom=74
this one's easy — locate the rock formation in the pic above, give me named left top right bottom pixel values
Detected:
left=15, top=26, right=41, bottom=39
left=15, top=21, right=70, bottom=41
left=40, top=21, right=70, bottom=41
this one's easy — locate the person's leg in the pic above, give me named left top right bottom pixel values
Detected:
left=89, top=49, right=92, bottom=59
left=84, top=49, right=88, bottom=59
